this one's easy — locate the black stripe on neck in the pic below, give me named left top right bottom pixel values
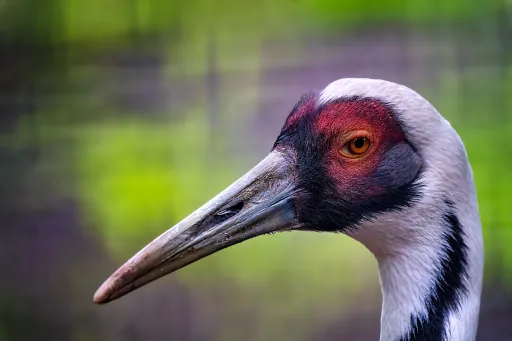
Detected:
left=400, top=200, right=468, bottom=341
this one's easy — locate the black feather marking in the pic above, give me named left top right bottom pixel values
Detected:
left=399, top=200, right=468, bottom=341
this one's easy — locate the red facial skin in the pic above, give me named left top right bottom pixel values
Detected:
left=284, top=95, right=317, bottom=130
left=274, top=96, right=421, bottom=234
left=316, top=99, right=406, bottom=195
left=281, top=98, right=404, bottom=199
left=279, top=96, right=408, bottom=196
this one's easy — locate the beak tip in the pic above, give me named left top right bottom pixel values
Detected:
left=93, top=283, right=112, bottom=305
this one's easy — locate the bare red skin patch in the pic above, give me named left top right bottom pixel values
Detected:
left=315, top=99, right=405, bottom=195
left=274, top=95, right=422, bottom=234
left=284, top=93, right=318, bottom=129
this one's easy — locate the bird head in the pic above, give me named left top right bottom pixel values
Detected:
left=94, top=78, right=472, bottom=304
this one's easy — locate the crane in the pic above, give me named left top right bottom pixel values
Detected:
left=94, top=78, right=484, bottom=341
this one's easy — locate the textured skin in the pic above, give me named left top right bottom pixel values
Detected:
left=275, top=95, right=423, bottom=234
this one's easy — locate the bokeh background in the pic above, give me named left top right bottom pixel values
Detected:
left=1, top=0, right=512, bottom=340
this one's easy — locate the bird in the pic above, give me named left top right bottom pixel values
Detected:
left=93, top=78, right=484, bottom=341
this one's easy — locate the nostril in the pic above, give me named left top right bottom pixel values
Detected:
left=215, top=200, right=244, bottom=220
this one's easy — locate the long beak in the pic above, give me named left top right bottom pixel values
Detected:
left=93, top=151, right=299, bottom=304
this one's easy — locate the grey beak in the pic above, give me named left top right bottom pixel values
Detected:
left=93, top=151, right=299, bottom=304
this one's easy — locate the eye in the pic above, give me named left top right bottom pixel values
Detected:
left=341, top=137, right=371, bottom=158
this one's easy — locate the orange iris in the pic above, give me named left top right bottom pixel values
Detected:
left=341, top=137, right=371, bottom=158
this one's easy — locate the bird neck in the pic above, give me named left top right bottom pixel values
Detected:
left=374, top=200, right=483, bottom=341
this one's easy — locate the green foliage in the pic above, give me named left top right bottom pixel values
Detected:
left=4, top=0, right=504, bottom=44
left=300, top=0, right=504, bottom=26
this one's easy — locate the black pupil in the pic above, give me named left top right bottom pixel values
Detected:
left=353, top=137, right=366, bottom=149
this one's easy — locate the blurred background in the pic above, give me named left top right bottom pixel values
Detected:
left=1, top=0, right=511, bottom=340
